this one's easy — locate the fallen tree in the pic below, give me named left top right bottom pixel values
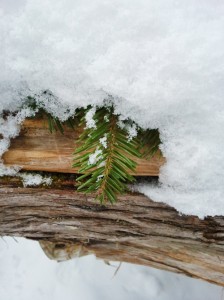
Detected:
left=1, top=118, right=224, bottom=286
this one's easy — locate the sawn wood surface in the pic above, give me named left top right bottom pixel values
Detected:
left=2, top=118, right=165, bottom=176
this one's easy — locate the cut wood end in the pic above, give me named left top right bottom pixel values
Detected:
left=2, top=117, right=165, bottom=176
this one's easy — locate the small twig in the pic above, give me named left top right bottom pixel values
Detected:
left=112, top=262, right=122, bottom=278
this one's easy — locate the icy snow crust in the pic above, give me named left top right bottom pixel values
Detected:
left=1, top=0, right=224, bottom=217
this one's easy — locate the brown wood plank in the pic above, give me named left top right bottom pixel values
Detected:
left=2, top=118, right=165, bottom=175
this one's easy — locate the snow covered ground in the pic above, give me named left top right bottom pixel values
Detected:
left=0, top=237, right=222, bottom=300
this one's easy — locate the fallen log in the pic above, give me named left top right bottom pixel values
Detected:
left=0, top=177, right=224, bottom=286
left=1, top=117, right=224, bottom=286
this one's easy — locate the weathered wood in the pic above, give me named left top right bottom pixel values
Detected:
left=2, top=118, right=165, bottom=176
left=1, top=117, right=224, bottom=285
left=0, top=179, right=223, bottom=286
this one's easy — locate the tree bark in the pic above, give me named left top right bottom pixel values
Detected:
left=0, top=178, right=224, bottom=286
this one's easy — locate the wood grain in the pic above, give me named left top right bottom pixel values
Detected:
left=2, top=118, right=165, bottom=176
left=0, top=179, right=223, bottom=286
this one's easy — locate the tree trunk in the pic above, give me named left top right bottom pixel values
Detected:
left=0, top=177, right=224, bottom=286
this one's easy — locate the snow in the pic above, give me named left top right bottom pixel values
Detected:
left=0, top=237, right=222, bottom=300
left=127, top=124, right=138, bottom=141
left=0, top=108, right=35, bottom=156
left=19, top=173, right=52, bottom=187
left=0, top=0, right=224, bottom=217
left=99, top=135, right=107, bottom=148
left=85, top=107, right=97, bottom=129
left=88, top=148, right=103, bottom=165
left=0, top=107, right=36, bottom=176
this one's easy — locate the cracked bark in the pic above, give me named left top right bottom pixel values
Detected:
left=0, top=178, right=224, bottom=286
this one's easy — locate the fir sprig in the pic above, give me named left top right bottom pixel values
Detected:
left=73, top=106, right=141, bottom=203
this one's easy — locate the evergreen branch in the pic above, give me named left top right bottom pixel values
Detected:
left=73, top=105, right=141, bottom=204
